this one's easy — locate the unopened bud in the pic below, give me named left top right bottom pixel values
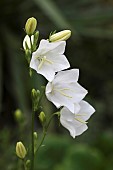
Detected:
left=39, top=111, right=46, bottom=124
left=32, top=31, right=39, bottom=51
left=34, top=31, right=39, bottom=44
left=31, top=89, right=40, bottom=111
left=34, top=132, right=38, bottom=153
left=23, top=35, right=34, bottom=50
left=14, top=109, right=23, bottom=122
left=25, top=49, right=31, bottom=64
left=16, top=141, right=27, bottom=159
left=26, top=160, right=31, bottom=169
left=34, top=132, right=38, bottom=140
left=49, top=30, right=71, bottom=42
left=31, top=89, right=40, bottom=100
left=25, top=17, right=37, bottom=35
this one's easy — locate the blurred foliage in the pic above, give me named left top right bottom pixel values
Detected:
left=0, top=129, right=113, bottom=170
left=0, top=0, right=113, bottom=169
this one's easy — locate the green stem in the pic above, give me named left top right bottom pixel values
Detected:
left=31, top=111, right=35, bottom=170
left=22, top=159, right=27, bottom=170
left=30, top=36, right=33, bottom=53
left=36, top=113, right=57, bottom=153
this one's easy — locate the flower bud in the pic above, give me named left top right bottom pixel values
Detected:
left=25, top=49, right=31, bottom=64
left=34, top=132, right=38, bottom=153
left=34, top=31, right=39, bottom=44
left=49, top=30, right=71, bottom=42
left=14, top=109, right=23, bottom=122
left=32, top=31, right=39, bottom=51
left=31, top=89, right=40, bottom=111
left=26, top=160, right=31, bottom=169
left=25, top=17, right=37, bottom=35
left=39, top=111, right=46, bottom=124
left=31, top=89, right=40, bottom=100
left=23, top=35, right=34, bottom=50
left=16, top=141, right=27, bottom=159
left=34, top=132, right=38, bottom=140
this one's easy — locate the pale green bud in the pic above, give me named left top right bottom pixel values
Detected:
left=34, top=132, right=38, bottom=154
left=25, top=17, right=37, bottom=35
left=16, top=141, right=27, bottom=159
left=39, top=111, right=46, bottom=124
left=34, top=132, right=38, bottom=140
left=14, top=109, right=23, bottom=122
left=25, top=49, right=31, bottom=64
left=49, top=30, right=71, bottom=42
left=32, top=31, right=39, bottom=51
left=26, top=160, right=31, bottom=169
left=34, top=31, right=39, bottom=44
left=31, top=89, right=40, bottom=100
left=31, top=89, right=40, bottom=111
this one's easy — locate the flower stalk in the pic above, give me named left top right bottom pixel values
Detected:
left=36, top=112, right=57, bottom=154
left=31, top=111, right=35, bottom=170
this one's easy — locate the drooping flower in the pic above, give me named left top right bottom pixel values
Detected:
left=30, top=39, right=70, bottom=81
left=60, top=100, right=95, bottom=138
left=46, top=69, right=88, bottom=113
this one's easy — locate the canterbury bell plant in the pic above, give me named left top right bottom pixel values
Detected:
left=15, top=17, right=95, bottom=170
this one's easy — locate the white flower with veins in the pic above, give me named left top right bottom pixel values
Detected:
left=60, top=100, right=95, bottom=138
left=46, top=69, right=88, bottom=113
left=30, top=39, right=70, bottom=81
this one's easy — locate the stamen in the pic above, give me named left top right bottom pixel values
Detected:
left=60, top=88, right=70, bottom=91
left=54, top=88, right=72, bottom=98
left=38, top=58, right=45, bottom=70
left=44, top=57, right=53, bottom=64
left=37, top=56, right=53, bottom=70
left=75, top=117, right=87, bottom=124
left=76, top=114, right=87, bottom=116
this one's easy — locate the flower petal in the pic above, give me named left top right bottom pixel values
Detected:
left=51, top=41, right=66, bottom=54
left=30, top=51, right=55, bottom=81
left=30, top=56, right=40, bottom=71
left=60, top=108, right=76, bottom=138
left=76, top=124, right=88, bottom=136
left=54, top=69, right=79, bottom=84
left=36, top=63, right=55, bottom=81
left=53, top=82, right=87, bottom=108
left=46, top=86, right=74, bottom=111
left=46, top=53, right=70, bottom=72
left=46, top=82, right=61, bottom=108
left=78, top=100, right=95, bottom=121
left=60, top=119, right=76, bottom=138
left=36, top=39, right=66, bottom=55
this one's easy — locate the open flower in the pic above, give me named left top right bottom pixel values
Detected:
left=60, top=100, right=95, bottom=138
left=30, top=39, right=70, bottom=81
left=46, top=69, right=88, bottom=113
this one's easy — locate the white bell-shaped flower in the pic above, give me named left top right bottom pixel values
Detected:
left=60, top=100, right=95, bottom=138
left=30, top=39, right=70, bottom=81
left=46, top=69, right=88, bottom=113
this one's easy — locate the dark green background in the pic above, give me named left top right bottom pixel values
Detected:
left=0, top=0, right=113, bottom=169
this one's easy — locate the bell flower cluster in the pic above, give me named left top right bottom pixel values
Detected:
left=28, top=29, right=95, bottom=138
